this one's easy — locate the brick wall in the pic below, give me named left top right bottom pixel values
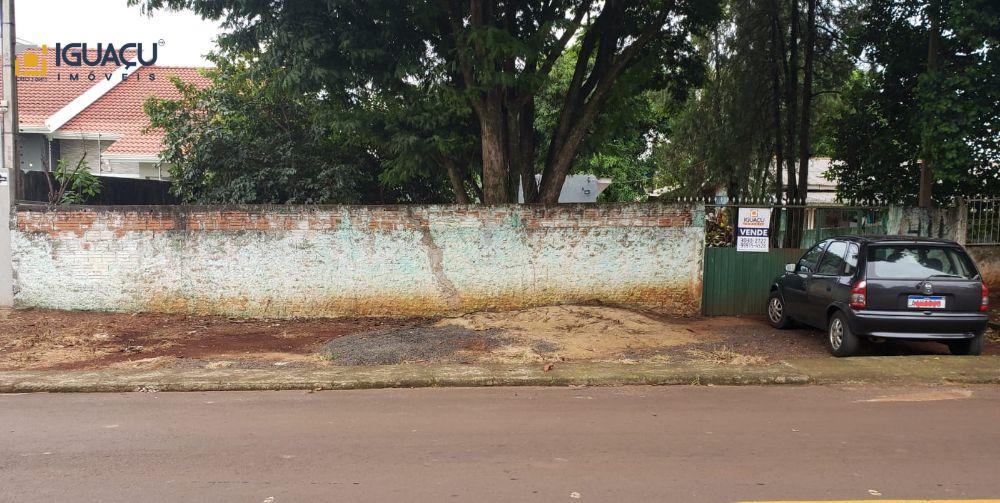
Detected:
left=12, top=203, right=706, bottom=317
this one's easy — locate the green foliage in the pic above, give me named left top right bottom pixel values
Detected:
left=657, top=0, right=996, bottom=205
left=49, top=157, right=101, bottom=205
left=144, top=57, right=451, bottom=204
left=705, top=208, right=735, bottom=247
left=651, top=8, right=783, bottom=201
left=534, top=51, right=680, bottom=202
left=824, top=71, right=922, bottom=204
left=826, top=0, right=1000, bottom=203
left=134, top=0, right=722, bottom=204
left=133, top=0, right=994, bottom=206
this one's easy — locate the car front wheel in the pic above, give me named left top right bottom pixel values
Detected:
left=767, top=291, right=792, bottom=329
left=947, top=334, right=983, bottom=356
left=827, top=312, right=859, bottom=357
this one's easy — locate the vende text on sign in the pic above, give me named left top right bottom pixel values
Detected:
left=737, top=227, right=769, bottom=237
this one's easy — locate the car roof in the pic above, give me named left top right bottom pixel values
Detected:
left=826, top=235, right=961, bottom=246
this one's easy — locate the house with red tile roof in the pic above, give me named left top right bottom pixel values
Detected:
left=6, top=42, right=210, bottom=180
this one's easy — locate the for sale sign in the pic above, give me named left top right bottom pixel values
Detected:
left=736, top=207, right=772, bottom=252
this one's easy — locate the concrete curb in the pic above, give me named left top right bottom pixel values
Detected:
left=0, top=362, right=809, bottom=393
left=0, top=357, right=997, bottom=393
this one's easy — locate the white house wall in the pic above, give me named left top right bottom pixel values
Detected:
left=58, top=139, right=112, bottom=174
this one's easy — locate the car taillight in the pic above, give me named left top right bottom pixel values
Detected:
left=850, top=280, right=867, bottom=309
left=983, top=282, right=990, bottom=312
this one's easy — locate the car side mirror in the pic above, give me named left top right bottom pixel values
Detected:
left=785, top=263, right=795, bottom=273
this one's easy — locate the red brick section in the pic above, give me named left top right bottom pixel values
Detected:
left=15, top=205, right=696, bottom=236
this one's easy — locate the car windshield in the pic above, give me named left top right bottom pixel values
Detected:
left=867, top=245, right=977, bottom=279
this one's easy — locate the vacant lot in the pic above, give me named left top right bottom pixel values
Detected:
left=1, top=305, right=996, bottom=370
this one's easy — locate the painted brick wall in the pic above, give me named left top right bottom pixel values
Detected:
left=12, top=204, right=705, bottom=317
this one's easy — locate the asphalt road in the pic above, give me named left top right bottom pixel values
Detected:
left=2, top=385, right=999, bottom=503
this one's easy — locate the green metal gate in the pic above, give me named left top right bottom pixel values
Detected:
left=701, top=247, right=805, bottom=316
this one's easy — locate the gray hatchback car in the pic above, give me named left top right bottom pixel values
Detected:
left=768, top=236, right=990, bottom=356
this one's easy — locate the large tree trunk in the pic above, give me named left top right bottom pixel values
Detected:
left=784, top=0, right=799, bottom=203
left=768, top=13, right=787, bottom=249
left=783, top=0, right=803, bottom=249
left=537, top=0, right=636, bottom=204
left=918, top=0, right=940, bottom=208
left=479, top=92, right=510, bottom=204
left=796, top=0, right=816, bottom=201
left=768, top=3, right=786, bottom=203
left=442, top=157, right=470, bottom=204
left=517, top=100, right=539, bottom=203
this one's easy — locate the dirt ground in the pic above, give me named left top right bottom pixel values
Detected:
left=1, top=304, right=997, bottom=371
left=0, top=309, right=417, bottom=371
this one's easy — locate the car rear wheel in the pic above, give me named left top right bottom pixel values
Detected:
left=827, top=312, right=859, bottom=357
left=767, top=291, right=792, bottom=329
left=947, top=334, right=983, bottom=356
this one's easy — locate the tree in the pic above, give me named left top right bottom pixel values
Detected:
left=535, top=48, right=681, bottom=202
left=44, top=156, right=102, bottom=205
left=144, top=57, right=452, bottom=204
left=826, top=0, right=1000, bottom=204
left=135, top=0, right=722, bottom=204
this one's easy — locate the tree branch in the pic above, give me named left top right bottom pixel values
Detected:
left=442, top=0, right=484, bottom=117
left=537, top=0, right=592, bottom=79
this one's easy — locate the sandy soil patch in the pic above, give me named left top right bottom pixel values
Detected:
left=438, top=305, right=712, bottom=362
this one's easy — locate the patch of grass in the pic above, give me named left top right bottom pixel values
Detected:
left=684, top=346, right=766, bottom=366
left=986, top=327, right=999, bottom=343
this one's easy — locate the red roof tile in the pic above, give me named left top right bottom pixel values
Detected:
left=59, top=65, right=210, bottom=156
left=2, top=45, right=210, bottom=157
left=1, top=47, right=119, bottom=126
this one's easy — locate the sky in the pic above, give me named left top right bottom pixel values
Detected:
left=13, top=0, right=222, bottom=66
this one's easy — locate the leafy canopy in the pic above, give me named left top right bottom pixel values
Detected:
left=135, top=0, right=722, bottom=203
left=144, top=57, right=452, bottom=204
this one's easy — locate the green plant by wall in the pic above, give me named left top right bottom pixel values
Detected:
left=47, top=156, right=101, bottom=205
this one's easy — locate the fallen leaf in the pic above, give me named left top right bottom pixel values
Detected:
left=543, top=363, right=554, bottom=372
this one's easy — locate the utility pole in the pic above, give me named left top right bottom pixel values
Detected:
left=0, top=0, right=17, bottom=307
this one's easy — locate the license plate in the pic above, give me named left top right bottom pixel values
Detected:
left=907, top=296, right=946, bottom=309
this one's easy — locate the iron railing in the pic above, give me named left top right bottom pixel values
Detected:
left=697, top=202, right=887, bottom=249
left=967, top=198, right=1000, bottom=245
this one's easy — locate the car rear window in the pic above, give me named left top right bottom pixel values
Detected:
left=867, top=245, right=977, bottom=279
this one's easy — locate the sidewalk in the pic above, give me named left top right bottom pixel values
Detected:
left=2, top=356, right=998, bottom=393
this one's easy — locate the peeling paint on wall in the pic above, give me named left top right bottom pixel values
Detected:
left=883, top=206, right=964, bottom=240
left=968, top=246, right=1000, bottom=292
left=12, top=203, right=706, bottom=317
